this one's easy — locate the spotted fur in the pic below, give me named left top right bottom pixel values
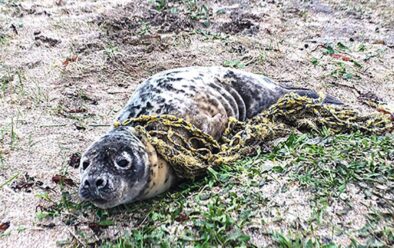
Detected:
left=79, top=66, right=341, bottom=208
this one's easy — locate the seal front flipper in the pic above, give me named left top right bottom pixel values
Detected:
left=282, top=86, right=343, bottom=105
left=200, top=113, right=225, bottom=140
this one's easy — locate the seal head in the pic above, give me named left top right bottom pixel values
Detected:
left=79, top=127, right=150, bottom=209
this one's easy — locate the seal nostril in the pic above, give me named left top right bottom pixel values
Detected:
left=96, top=178, right=106, bottom=188
left=82, top=161, right=90, bottom=170
left=84, top=179, right=90, bottom=187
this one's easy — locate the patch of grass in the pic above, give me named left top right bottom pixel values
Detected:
left=184, top=0, right=210, bottom=25
left=311, top=57, right=319, bottom=65
left=0, top=230, right=11, bottom=238
left=0, top=173, right=19, bottom=189
left=336, top=42, right=349, bottom=51
left=0, top=34, right=9, bottom=46
left=10, top=119, right=20, bottom=149
left=330, top=61, right=355, bottom=80
left=268, top=132, right=394, bottom=199
left=30, top=80, right=49, bottom=106
left=149, top=0, right=211, bottom=26
left=355, top=211, right=394, bottom=246
left=150, top=0, right=167, bottom=11
left=1, top=69, right=48, bottom=107
left=357, top=44, right=366, bottom=52
left=104, top=43, right=121, bottom=59
left=102, top=174, right=257, bottom=247
left=46, top=132, right=393, bottom=247
left=223, top=59, right=246, bottom=69
left=0, top=70, right=26, bottom=97
left=272, top=232, right=337, bottom=248
left=193, top=29, right=228, bottom=41
left=0, top=154, right=4, bottom=168
left=137, top=21, right=152, bottom=36
left=16, top=226, right=26, bottom=233
left=0, top=117, right=20, bottom=154
left=35, top=190, right=89, bottom=223
left=312, top=42, right=368, bottom=80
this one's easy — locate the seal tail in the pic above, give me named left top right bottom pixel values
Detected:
left=283, top=86, right=343, bottom=105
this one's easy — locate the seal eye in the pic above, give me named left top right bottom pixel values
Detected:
left=115, top=151, right=133, bottom=170
left=116, top=159, right=129, bottom=168
left=82, top=160, right=90, bottom=170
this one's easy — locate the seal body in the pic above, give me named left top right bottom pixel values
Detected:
left=116, top=66, right=339, bottom=139
left=79, top=66, right=340, bottom=208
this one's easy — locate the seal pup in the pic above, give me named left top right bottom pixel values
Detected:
left=79, top=66, right=341, bottom=208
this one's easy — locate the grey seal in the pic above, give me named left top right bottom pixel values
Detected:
left=79, top=66, right=341, bottom=208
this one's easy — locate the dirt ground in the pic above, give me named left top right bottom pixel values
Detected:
left=0, top=0, right=393, bottom=247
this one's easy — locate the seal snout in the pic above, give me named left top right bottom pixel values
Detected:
left=79, top=175, right=112, bottom=201
left=83, top=176, right=107, bottom=190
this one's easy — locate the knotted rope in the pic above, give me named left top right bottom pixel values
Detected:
left=114, top=93, right=393, bottom=179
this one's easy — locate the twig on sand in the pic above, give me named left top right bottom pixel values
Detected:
left=39, top=124, right=111, bottom=128
left=327, top=81, right=362, bottom=95
left=39, top=124, right=68, bottom=128
left=0, top=173, right=20, bottom=189
left=88, top=124, right=111, bottom=127
left=67, top=226, right=87, bottom=248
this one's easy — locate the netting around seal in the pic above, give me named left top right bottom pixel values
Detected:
left=113, top=93, right=393, bottom=179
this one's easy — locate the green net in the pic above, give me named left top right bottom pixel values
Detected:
left=114, top=93, right=393, bottom=179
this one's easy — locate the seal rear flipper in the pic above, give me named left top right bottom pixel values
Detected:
left=283, top=86, right=343, bottom=105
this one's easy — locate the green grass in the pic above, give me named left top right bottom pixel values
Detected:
left=150, top=0, right=167, bottom=11
left=104, top=43, right=121, bottom=59
left=0, top=71, right=24, bottom=97
left=223, top=59, right=246, bottom=69
left=37, top=131, right=394, bottom=247
left=272, top=233, right=337, bottom=248
left=0, top=117, right=20, bottom=168
left=148, top=0, right=211, bottom=26
left=193, top=29, right=228, bottom=41
left=137, top=21, right=152, bottom=36
left=311, top=42, right=369, bottom=80
left=1, top=69, right=48, bottom=107
left=0, top=34, right=9, bottom=46
left=268, top=132, right=394, bottom=199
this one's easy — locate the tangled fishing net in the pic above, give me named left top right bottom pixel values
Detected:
left=114, top=93, right=393, bottom=179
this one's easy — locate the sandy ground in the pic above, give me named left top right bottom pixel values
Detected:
left=0, top=0, right=393, bottom=247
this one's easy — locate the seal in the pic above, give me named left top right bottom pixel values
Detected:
left=79, top=66, right=341, bottom=208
